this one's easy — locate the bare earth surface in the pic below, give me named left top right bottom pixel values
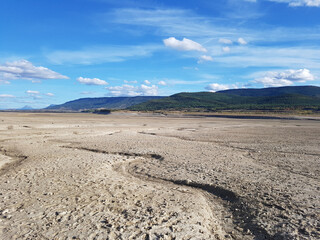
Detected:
left=0, top=112, right=319, bottom=239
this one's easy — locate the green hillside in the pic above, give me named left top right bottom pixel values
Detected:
left=46, top=96, right=164, bottom=111
left=218, top=85, right=320, bottom=97
left=129, top=86, right=320, bottom=111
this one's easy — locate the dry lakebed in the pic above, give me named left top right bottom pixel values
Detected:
left=0, top=112, right=319, bottom=239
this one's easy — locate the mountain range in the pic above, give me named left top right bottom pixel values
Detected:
left=46, top=96, right=163, bottom=111
left=45, top=86, right=320, bottom=112
left=129, top=86, right=320, bottom=111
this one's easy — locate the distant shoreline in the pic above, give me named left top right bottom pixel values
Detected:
left=182, top=114, right=320, bottom=121
left=1, top=110, right=320, bottom=121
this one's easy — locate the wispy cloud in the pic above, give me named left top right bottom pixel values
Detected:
left=103, top=7, right=320, bottom=70
left=0, top=60, right=68, bottom=81
left=0, top=80, right=10, bottom=84
left=268, top=0, right=320, bottom=7
left=26, top=90, right=40, bottom=95
left=214, top=46, right=320, bottom=69
left=219, top=38, right=233, bottom=44
left=0, top=94, right=15, bottom=98
left=158, top=80, right=167, bottom=86
left=47, top=45, right=161, bottom=65
left=198, top=55, right=214, bottom=63
left=105, top=8, right=236, bottom=38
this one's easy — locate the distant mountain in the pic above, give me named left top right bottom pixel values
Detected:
left=18, top=105, right=34, bottom=110
left=47, top=104, right=57, bottom=108
left=46, top=96, right=164, bottom=111
left=129, top=86, right=320, bottom=111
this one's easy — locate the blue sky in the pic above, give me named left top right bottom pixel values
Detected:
left=1, top=0, right=320, bottom=109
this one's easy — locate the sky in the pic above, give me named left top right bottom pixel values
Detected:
left=0, top=0, right=320, bottom=109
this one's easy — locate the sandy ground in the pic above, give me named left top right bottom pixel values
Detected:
left=0, top=112, right=319, bottom=240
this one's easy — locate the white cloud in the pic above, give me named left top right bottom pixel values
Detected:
left=0, top=94, right=15, bottom=98
left=140, top=84, right=158, bottom=96
left=205, top=83, right=238, bottom=92
left=238, top=38, right=247, bottom=45
left=198, top=55, right=213, bottom=63
left=0, top=60, right=68, bottom=80
left=253, top=68, right=315, bottom=87
left=158, top=81, right=167, bottom=86
left=46, top=93, right=54, bottom=97
left=77, top=77, right=108, bottom=86
left=144, top=80, right=151, bottom=85
left=205, top=83, right=233, bottom=92
left=269, top=0, right=320, bottom=7
left=26, top=90, right=40, bottom=95
left=219, top=38, right=233, bottom=44
left=47, top=45, right=160, bottom=65
left=222, top=46, right=231, bottom=52
left=106, top=84, right=158, bottom=96
left=163, top=37, right=207, bottom=52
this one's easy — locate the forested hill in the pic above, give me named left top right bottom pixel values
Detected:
left=45, top=96, right=164, bottom=111
left=218, top=86, right=320, bottom=97
left=129, top=86, right=320, bottom=111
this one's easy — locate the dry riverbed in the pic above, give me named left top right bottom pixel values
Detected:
left=0, top=112, right=319, bottom=239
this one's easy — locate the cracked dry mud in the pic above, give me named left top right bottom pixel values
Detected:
left=0, top=112, right=319, bottom=239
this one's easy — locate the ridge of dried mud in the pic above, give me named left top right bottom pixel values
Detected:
left=0, top=112, right=319, bottom=239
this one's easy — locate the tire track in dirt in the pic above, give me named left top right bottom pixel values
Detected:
left=69, top=145, right=276, bottom=240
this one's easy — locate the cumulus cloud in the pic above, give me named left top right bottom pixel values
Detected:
left=238, top=38, right=247, bottom=45
left=163, top=37, right=207, bottom=52
left=219, top=38, right=233, bottom=44
left=158, top=81, right=167, bottom=86
left=197, top=55, right=213, bottom=64
left=0, top=94, right=15, bottom=98
left=0, top=60, right=68, bottom=81
left=77, top=77, right=108, bottom=86
left=269, top=0, right=320, bottom=7
left=205, top=83, right=238, bottom=92
left=106, top=84, right=158, bottom=96
left=253, top=68, right=315, bottom=87
left=144, top=80, right=151, bottom=85
left=222, top=46, right=231, bottom=52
